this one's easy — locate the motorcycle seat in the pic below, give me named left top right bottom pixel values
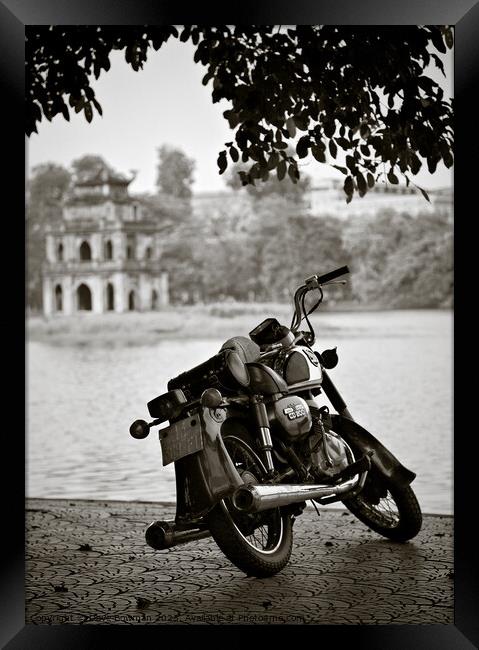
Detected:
left=220, top=336, right=261, bottom=364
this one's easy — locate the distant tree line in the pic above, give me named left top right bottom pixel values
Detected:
left=171, top=201, right=452, bottom=309
left=26, top=151, right=452, bottom=312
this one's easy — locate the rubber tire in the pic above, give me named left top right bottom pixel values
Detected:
left=343, top=473, right=422, bottom=542
left=207, top=433, right=294, bottom=577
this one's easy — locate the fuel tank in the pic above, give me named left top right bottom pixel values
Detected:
left=273, top=345, right=323, bottom=392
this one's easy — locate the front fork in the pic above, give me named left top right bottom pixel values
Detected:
left=321, top=369, right=354, bottom=420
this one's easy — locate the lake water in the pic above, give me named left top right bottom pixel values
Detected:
left=26, top=310, right=453, bottom=514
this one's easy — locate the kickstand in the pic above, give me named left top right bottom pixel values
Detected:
left=310, top=499, right=321, bottom=517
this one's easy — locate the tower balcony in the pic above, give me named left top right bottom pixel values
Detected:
left=43, top=259, right=164, bottom=274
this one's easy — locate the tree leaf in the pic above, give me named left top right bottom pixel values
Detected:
left=296, top=135, right=310, bottom=159
left=288, top=163, right=299, bottom=183
left=180, top=26, right=191, bottom=42
left=277, top=159, right=286, bottom=181
left=92, top=97, right=102, bottom=116
left=324, top=120, right=336, bottom=138
left=410, top=154, right=421, bottom=175
left=344, top=175, right=354, bottom=197
left=367, top=172, right=375, bottom=189
left=360, top=123, right=370, bottom=140
left=329, top=139, right=338, bottom=159
left=360, top=144, right=370, bottom=156
left=229, top=146, right=239, bottom=163
left=250, top=163, right=260, bottom=179
left=346, top=155, right=356, bottom=171
left=286, top=117, right=296, bottom=138
left=431, top=53, right=445, bottom=76
left=267, top=151, right=279, bottom=170
left=293, top=114, right=309, bottom=131
left=238, top=170, right=248, bottom=185
left=311, top=146, right=326, bottom=163
left=61, top=102, right=70, bottom=121
left=336, top=137, right=351, bottom=150
left=427, top=157, right=438, bottom=174
left=419, top=187, right=430, bottom=202
left=224, top=110, right=240, bottom=129
left=443, top=151, right=453, bottom=169
left=445, top=27, right=454, bottom=49
left=387, top=169, right=399, bottom=184
left=430, top=27, right=447, bottom=54
left=357, top=172, right=367, bottom=197
left=202, top=71, right=213, bottom=86
left=217, top=150, right=227, bottom=174
left=84, top=102, right=93, bottom=123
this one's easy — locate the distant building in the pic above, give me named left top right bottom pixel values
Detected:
left=191, top=180, right=453, bottom=221
left=305, top=179, right=453, bottom=219
left=42, top=166, right=169, bottom=316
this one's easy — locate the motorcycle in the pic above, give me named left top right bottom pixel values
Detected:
left=129, top=265, right=422, bottom=577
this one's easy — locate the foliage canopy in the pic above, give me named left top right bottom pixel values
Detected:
left=26, top=25, right=453, bottom=201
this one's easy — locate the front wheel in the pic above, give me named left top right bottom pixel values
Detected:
left=343, top=472, right=422, bottom=542
left=207, top=433, right=293, bottom=577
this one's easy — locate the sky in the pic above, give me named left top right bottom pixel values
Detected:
left=27, top=35, right=454, bottom=195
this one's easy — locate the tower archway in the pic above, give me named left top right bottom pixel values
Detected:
left=128, top=290, right=135, bottom=311
left=104, top=240, right=113, bottom=260
left=79, top=241, right=92, bottom=261
left=107, top=283, right=115, bottom=311
left=54, top=284, right=62, bottom=311
left=77, top=283, right=92, bottom=311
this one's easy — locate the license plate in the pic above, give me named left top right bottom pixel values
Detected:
left=160, top=416, right=204, bottom=466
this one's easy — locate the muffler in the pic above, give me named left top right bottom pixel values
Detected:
left=145, top=520, right=211, bottom=550
left=232, top=455, right=371, bottom=514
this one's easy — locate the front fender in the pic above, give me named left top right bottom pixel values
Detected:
left=330, top=414, right=416, bottom=488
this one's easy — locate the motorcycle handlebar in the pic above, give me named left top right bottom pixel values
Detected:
left=313, top=265, right=350, bottom=286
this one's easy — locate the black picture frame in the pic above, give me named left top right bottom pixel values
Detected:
left=2, top=0, right=477, bottom=647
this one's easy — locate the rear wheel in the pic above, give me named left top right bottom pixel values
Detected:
left=207, top=433, right=293, bottom=577
left=343, top=471, right=422, bottom=542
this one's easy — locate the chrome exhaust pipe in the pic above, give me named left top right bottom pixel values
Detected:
left=145, top=520, right=211, bottom=550
left=232, top=473, right=364, bottom=514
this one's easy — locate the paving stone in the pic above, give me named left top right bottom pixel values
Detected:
left=25, top=498, right=453, bottom=625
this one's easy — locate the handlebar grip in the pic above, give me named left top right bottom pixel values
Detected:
left=316, top=265, right=350, bottom=285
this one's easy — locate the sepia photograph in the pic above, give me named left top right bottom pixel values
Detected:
left=23, top=23, right=455, bottom=629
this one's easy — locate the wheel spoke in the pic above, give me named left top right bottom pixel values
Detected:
left=222, top=436, right=282, bottom=552
left=355, top=486, right=400, bottom=529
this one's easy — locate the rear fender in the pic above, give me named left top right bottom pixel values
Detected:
left=174, top=407, right=243, bottom=523
left=330, top=414, right=416, bottom=488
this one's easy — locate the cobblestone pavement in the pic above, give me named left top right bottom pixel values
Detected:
left=26, top=498, right=453, bottom=625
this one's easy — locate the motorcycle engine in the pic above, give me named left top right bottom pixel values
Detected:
left=273, top=395, right=312, bottom=439
left=304, top=414, right=351, bottom=479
